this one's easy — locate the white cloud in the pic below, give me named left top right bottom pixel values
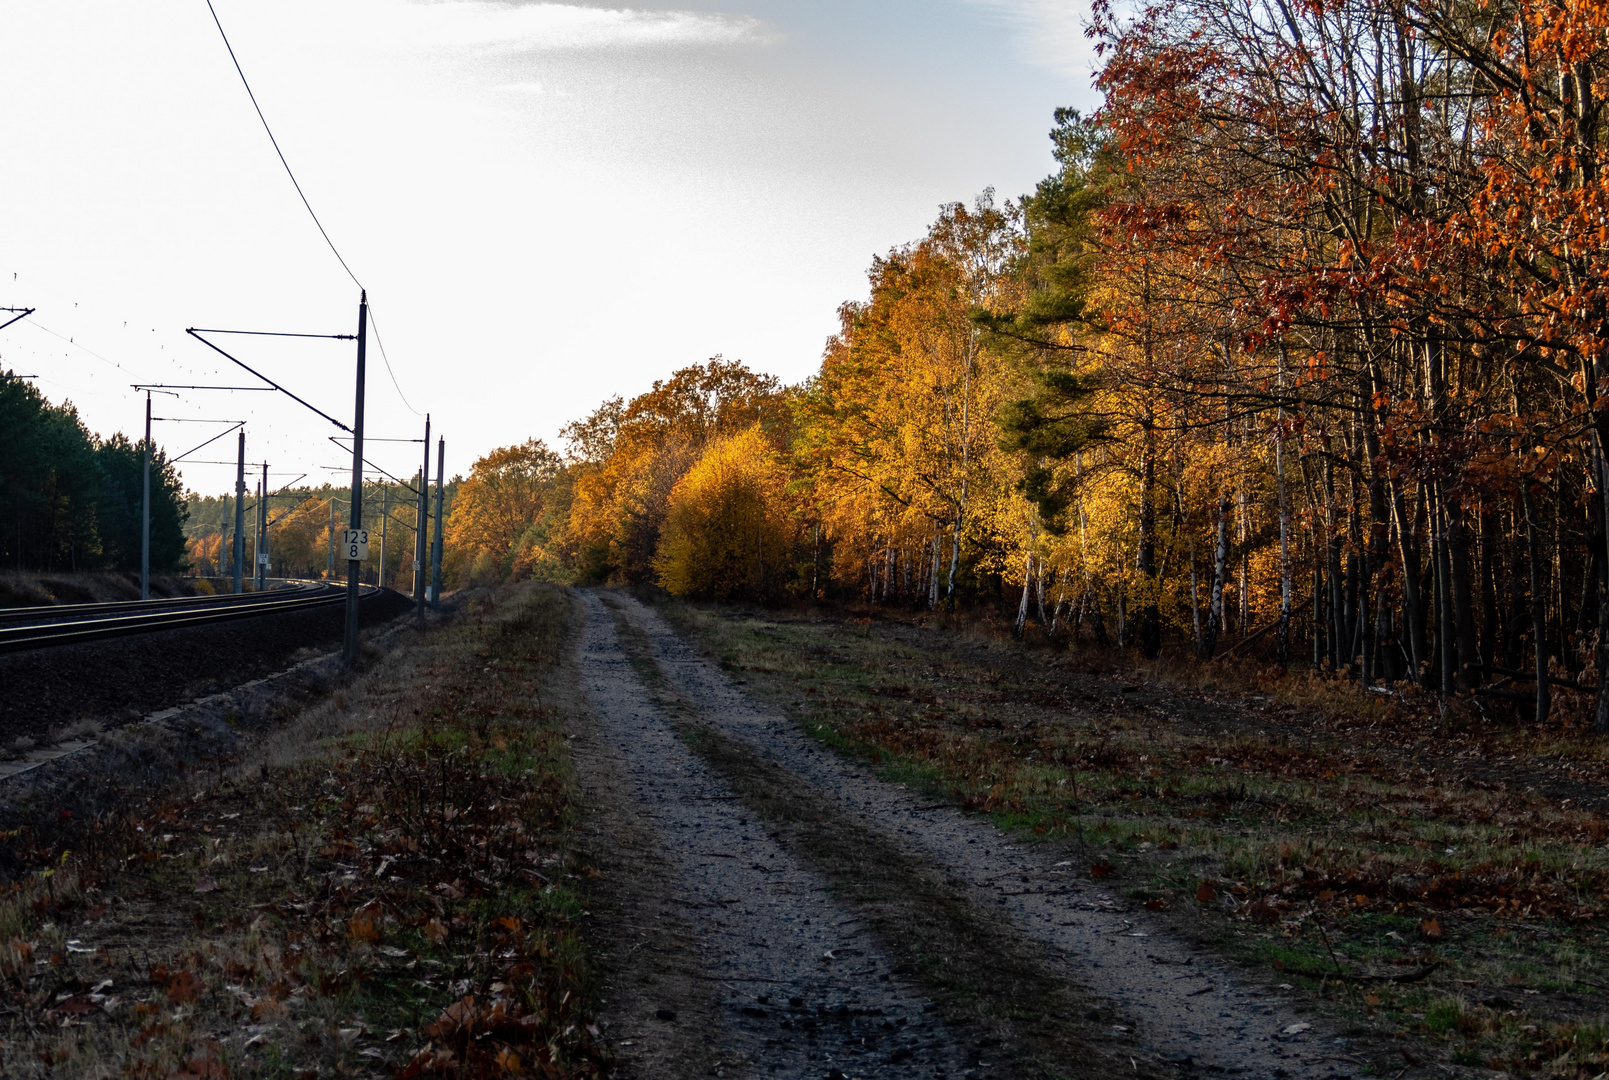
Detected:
left=961, top=0, right=1095, bottom=79
left=393, top=2, right=768, bottom=54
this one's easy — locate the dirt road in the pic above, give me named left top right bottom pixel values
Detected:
left=572, top=590, right=1360, bottom=1080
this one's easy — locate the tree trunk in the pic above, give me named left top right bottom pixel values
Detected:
left=1447, top=491, right=1478, bottom=687
left=1190, top=534, right=1203, bottom=653
left=1201, top=496, right=1231, bottom=660
left=1430, top=486, right=1454, bottom=694
left=1036, top=557, right=1048, bottom=625
left=1050, top=568, right=1067, bottom=636
left=1275, top=418, right=1291, bottom=669
left=1593, top=428, right=1609, bottom=733
left=946, top=509, right=963, bottom=612
left=1521, top=479, right=1552, bottom=724
left=1089, top=585, right=1110, bottom=647
left=1480, top=505, right=1499, bottom=673
left=1016, top=552, right=1033, bottom=637
left=1388, top=474, right=1426, bottom=682
left=1137, top=422, right=1161, bottom=659
left=1116, top=583, right=1127, bottom=649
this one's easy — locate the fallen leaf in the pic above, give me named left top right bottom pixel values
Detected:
left=1419, top=917, right=1443, bottom=941
left=166, top=970, right=202, bottom=1005
left=1090, top=862, right=1115, bottom=879
left=422, top=919, right=449, bottom=945
left=193, top=877, right=220, bottom=895
left=1281, top=1023, right=1311, bottom=1036
left=1195, top=881, right=1216, bottom=903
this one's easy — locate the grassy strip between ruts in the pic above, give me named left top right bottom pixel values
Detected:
left=645, top=594, right=1609, bottom=1080
left=596, top=591, right=1169, bottom=1080
left=0, top=583, right=607, bottom=1080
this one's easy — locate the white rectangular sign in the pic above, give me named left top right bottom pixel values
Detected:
left=257, top=553, right=270, bottom=566
left=342, top=528, right=370, bottom=561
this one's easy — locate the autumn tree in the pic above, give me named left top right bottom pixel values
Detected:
left=795, top=194, right=1024, bottom=608
left=445, top=440, right=564, bottom=582
left=566, top=359, right=785, bottom=583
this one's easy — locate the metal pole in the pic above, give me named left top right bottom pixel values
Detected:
left=327, top=497, right=335, bottom=579
left=252, top=478, right=261, bottom=591
left=343, top=292, right=368, bottom=666
left=379, top=485, right=388, bottom=587
left=258, top=462, right=269, bottom=589
left=416, top=414, right=430, bottom=616
left=140, top=393, right=151, bottom=600
left=233, top=429, right=245, bottom=594
left=430, top=436, right=444, bottom=609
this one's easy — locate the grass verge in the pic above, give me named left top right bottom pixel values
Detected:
left=0, top=583, right=607, bottom=1079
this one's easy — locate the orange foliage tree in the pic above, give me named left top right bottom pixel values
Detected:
left=444, top=440, right=564, bottom=583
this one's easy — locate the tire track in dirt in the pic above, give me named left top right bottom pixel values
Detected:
left=574, top=590, right=976, bottom=1079
left=606, top=591, right=1363, bottom=1080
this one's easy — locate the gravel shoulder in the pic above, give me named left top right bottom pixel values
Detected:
left=573, top=589, right=977, bottom=1079
left=591, top=590, right=1362, bottom=1080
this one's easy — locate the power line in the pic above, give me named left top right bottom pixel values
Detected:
left=203, top=3, right=422, bottom=421
left=28, top=321, right=147, bottom=380
left=364, top=305, right=423, bottom=416
left=204, top=0, right=362, bottom=291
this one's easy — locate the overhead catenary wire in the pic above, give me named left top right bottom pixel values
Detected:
left=202, top=1, right=421, bottom=420
left=28, top=321, right=148, bottom=380
left=325, top=437, right=422, bottom=494
left=363, top=306, right=422, bottom=416
left=204, top=0, right=361, bottom=292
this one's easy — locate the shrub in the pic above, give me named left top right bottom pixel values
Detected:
left=653, top=426, right=797, bottom=601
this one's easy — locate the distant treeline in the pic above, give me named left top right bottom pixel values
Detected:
left=0, top=374, right=187, bottom=573
left=184, top=478, right=459, bottom=590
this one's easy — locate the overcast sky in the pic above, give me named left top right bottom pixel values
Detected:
left=0, top=1, right=1097, bottom=497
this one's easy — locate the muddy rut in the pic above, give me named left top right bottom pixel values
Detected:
left=573, top=590, right=1359, bottom=1080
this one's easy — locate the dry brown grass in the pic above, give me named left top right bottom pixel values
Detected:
left=0, top=584, right=607, bottom=1079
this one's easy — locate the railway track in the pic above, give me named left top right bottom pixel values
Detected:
left=0, top=580, right=374, bottom=653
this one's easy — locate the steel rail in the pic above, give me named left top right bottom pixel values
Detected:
left=0, top=580, right=329, bottom=624
left=0, top=584, right=374, bottom=653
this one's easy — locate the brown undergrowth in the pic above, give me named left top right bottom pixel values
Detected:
left=651, top=594, right=1609, bottom=1078
left=0, top=584, right=607, bottom=1079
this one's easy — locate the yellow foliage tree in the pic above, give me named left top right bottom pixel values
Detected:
left=654, top=426, right=797, bottom=600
